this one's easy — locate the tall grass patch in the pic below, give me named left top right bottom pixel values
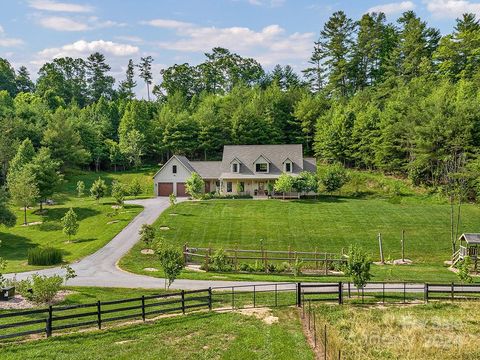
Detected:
left=27, top=248, right=63, bottom=266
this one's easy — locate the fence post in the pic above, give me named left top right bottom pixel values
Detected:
left=313, top=310, right=317, bottom=348
left=348, top=282, right=351, bottom=298
left=46, top=305, right=53, bottom=338
left=297, top=282, right=302, bottom=307
left=324, top=324, right=327, bottom=360
left=338, top=282, right=343, bottom=305
left=382, top=282, right=385, bottom=304
left=451, top=282, right=454, bottom=302
left=424, top=283, right=429, bottom=303
left=308, top=300, right=311, bottom=329
left=253, top=285, right=256, bottom=308
left=97, top=301, right=102, bottom=329
left=208, top=287, right=212, bottom=311
left=362, top=286, right=364, bottom=304
left=232, top=287, right=235, bottom=310
left=403, top=282, right=406, bottom=304
left=181, top=290, right=185, bottom=314
left=141, top=295, right=146, bottom=321
left=275, top=284, right=278, bottom=307
left=324, top=253, right=328, bottom=275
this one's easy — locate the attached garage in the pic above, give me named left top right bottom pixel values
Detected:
left=176, top=182, right=187, bottom=197
left=158, top=182, right=173, bottom=196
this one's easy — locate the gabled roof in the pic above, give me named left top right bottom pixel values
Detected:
left=152, top=155, right=194, bottom=178
left=229, top=157, right=242, bottom=164
left=220, top=144, right=305, bottom=177
left=253, top=154, right=272, bottom=164
left=283, top=157, right=293, bottom=164
left=190, top=161, right=222, bottom=179
left=459, top=233, right=480, bottom=244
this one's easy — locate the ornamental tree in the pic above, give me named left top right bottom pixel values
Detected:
left=274, top=173, right=295, bottom=200
left=90, top=177, right=108, bottom=203
left=185, top=172, right=203, bottom=199
left=62, top=207, right=79, bottom=242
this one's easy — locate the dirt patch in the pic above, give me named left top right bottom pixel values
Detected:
left=111, top=205, right=122, bottom=209
left=186, top=264, right=205, bottom=272
left=159, top=226, right=170, bottom=231
left=0, top=290, right=76, bottom=310
left=299, top=308, right=324, bottom=360
left=107, top=220, right=119, bottom=225
left=143, top=267, right=158, bottom=272
left=392, top=259, right=413, bottom=265
left=20, top=221, right=43, bottom=227
left=115, top=340, right=134, bottom=345
left=237, top=307, right=279, bottom=325
left=141, top=249, right=155, bottom=255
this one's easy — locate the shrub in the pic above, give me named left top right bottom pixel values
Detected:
left=111, top=181, right=127, bottom=206
left=27, top=247, right=63, bottom=266
left=62, top=208, right=79, bottom=241
left=239, top=262, right=254, bottom=272
left=292, top=257, right=304, bottom=277
left=76, top=181, right=85, bottom=197
left=169, top=193, right=177, bottom=206
left=139, top=224, right=156, bottom=248
left=129, top=178, right=142, bottom=198
left=16, top=274, right=63, bottom=304
left=210, top=248, right=233, bottom=272
left=185, top=172, right=204, bottom=199
left=457, top=256, right=473, bottom=283
left=343, top=245, right=372, bottom=289
left=90, top=177, right=108, bottom=203
left=320, top=163, right=349, bottom=193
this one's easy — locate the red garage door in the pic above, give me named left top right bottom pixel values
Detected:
left=158, top=182, right=173, bottom=196
left=176, top=182, right=187, bottom=197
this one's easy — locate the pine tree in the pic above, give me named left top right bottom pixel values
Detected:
left=137, top=56, right=154, bottom=101
left=86, top=52, right=115, bottom=102
left=303, top=41, right=325, bottom=92
left=15, top=66, right=35, bottom=93
left=118, top=59, right=136, bottom=99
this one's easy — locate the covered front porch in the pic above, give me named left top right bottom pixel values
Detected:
left=218, top=178, right=276, bottom=197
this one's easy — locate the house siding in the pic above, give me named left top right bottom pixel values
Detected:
left=153, top=157, right=191, bottom=196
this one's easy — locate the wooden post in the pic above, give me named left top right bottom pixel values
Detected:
left=141, top=295, right=146, bottom=321
left=401, top=230, right=405, bottom=262
left=324, top=253, right=328, bottom=275
left=208, top=287, right=212, bottom=311
left=181, top=290, right=185, bottom=314
left=315, top=247, right=318, bottom=270
left=289, top=245, right=292, bottom=264
left=97, top=301, right=102, bottom=329
left=234, top=245, right=238, bottom=271
left=46, top=305, right=53, bottom=338
left=378, top=233, right=384, bottom=264
left=296, top=282, right=302, bottom=307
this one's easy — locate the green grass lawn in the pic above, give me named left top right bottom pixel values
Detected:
left=1, top=167, right=156, bottom=273
left=120, top=197, right=480, bottom=283
left=0, top=287, right=312, bottom=360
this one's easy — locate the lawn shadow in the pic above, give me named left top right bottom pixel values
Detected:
left=292, top=195, right=347, bottom=204
left=44, top=207, right=101, bottom=222
left=38, top=222, right=63, bottom=232
left=0, top=232, right=37, bottom=261
left=71, top=238, right=97, bottom=244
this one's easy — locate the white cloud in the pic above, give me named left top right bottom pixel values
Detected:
left=140, top=19, right=193, bottom=29
left=37, top=40, right=139, bottom=58
left=28, top=0, right=93, bottom=13
left=36, top=15, right=125, bottom=31
left=0, top=24, right=24, bottom=47
left=144, top=19, right=314, bottom=66
left=423, top=0, right=480, bottom=18
left=38, top=16, right=89, bottom=31
left=367, top=1, right=416, bottom=15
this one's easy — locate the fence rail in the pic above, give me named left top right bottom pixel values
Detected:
left=3, top=281, right=480, bottom=342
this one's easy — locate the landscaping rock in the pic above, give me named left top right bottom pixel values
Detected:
left=107, top=220, right=120, bottom=225
left=0, top=290, right=75, bottom=310
left=20, top=221, right=43, bottom=227
left=159, top=226, right=170, bottom=231
left=141, top=249, right=155, bottom=255
left=392, top=259, right=413, bottom=265
left=143, top=267, right=158, bottom=272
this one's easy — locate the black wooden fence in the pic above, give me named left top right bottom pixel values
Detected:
left=0, top=289, right=211, bottom=340
left=3, top=282, right=480, bottom=342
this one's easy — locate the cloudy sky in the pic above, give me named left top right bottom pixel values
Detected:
left=1, top=0, right=480, bottom=98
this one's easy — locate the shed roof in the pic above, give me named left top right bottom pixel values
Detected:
left=459, top=233, right=480, bottom=244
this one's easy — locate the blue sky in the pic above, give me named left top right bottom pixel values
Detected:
left=1, top=0, right=480, bottom=97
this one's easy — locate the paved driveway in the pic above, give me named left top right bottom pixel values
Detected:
left=5, top=197, right=267, bottom=290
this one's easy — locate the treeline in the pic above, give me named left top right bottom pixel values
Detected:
left=1, top=11, right=480, bottom=189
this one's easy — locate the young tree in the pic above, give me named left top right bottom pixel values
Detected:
left=274, top=173, right=295, bottom=199
left=118, top=59, right=136, bottom=99
left=76, top=181, right=85, bottom=197
left=90, top=177, right=107, bottom=204
left=111, top=181, right=127, bottom=206
left=16, top=66, right=35, bottom=93
left=139, top=224, right=156, bottom=248
left=294, top=171, right=318, bottom=194
left=157, top=244, right=184, bottom=289
left=62, top=207, right=79, bottom=242
left=320, top=163, right=349, bottom=194
left=104, top=139, right=124, bottom=172
left=457, top=256, right=473, bottom=283
left=9, top=167, right=39, bottom=225
left=344, top=245, right=372, bottom=291
left=129, top=178, right=142, bottom=198
left=137, top=56, right=154, bottom=100
left=0, top=187, right=16, bottom=228
left=169, top=193, right=177, bottom=206
left=7, top=138, right=35, bottom=183
left=185, top=172, right=204, bottom=199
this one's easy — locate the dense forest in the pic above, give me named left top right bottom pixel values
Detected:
left=1, top=10, right=480, bottom=190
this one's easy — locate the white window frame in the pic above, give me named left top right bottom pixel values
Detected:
left=284, top=161, right=292, bottom=173
left=232, top=162, right=240, bottom=173
left=255, top=162, right=269, bottom=173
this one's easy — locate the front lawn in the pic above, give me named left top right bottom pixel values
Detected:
left=1, top=167, right=155, bottom=273
left=119, top=198, right=480, bottom=283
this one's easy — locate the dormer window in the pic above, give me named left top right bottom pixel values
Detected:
left=232, top=162, right=240, bottom=173
left=285, top=161, right=292, bottom=172
left=256, top=163, right=268, bottom=173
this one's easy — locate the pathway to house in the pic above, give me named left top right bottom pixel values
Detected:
left=5, top=197, right=269, bottom=290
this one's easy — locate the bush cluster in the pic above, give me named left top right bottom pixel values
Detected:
left=13, top=274, right=63, bottom=304
left=27, top=247, right=63, bottom=266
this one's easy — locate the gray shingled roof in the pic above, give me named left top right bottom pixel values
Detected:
left=190, top=161, right=222, bottom=179
left=220, top=144, right=305, bottom=179
left=176, top=155, right=196, bottom=173
left=460, top=233, right=480, bottom=244
left=303, top=158, right=317, bottom=173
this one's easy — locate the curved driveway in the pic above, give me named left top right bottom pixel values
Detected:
left=6, top=197, right=267, bottom=290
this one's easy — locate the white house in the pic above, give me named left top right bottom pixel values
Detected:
left=153, top=144, right=317, bottom=197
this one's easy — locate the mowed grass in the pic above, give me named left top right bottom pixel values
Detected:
left=312, top=302, right=480, bottom=360
left=120, top=198, right=480, bottom=282
left=1, top=167, right=156, bottom=273
left=0, top=287, right=312, bottom=360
